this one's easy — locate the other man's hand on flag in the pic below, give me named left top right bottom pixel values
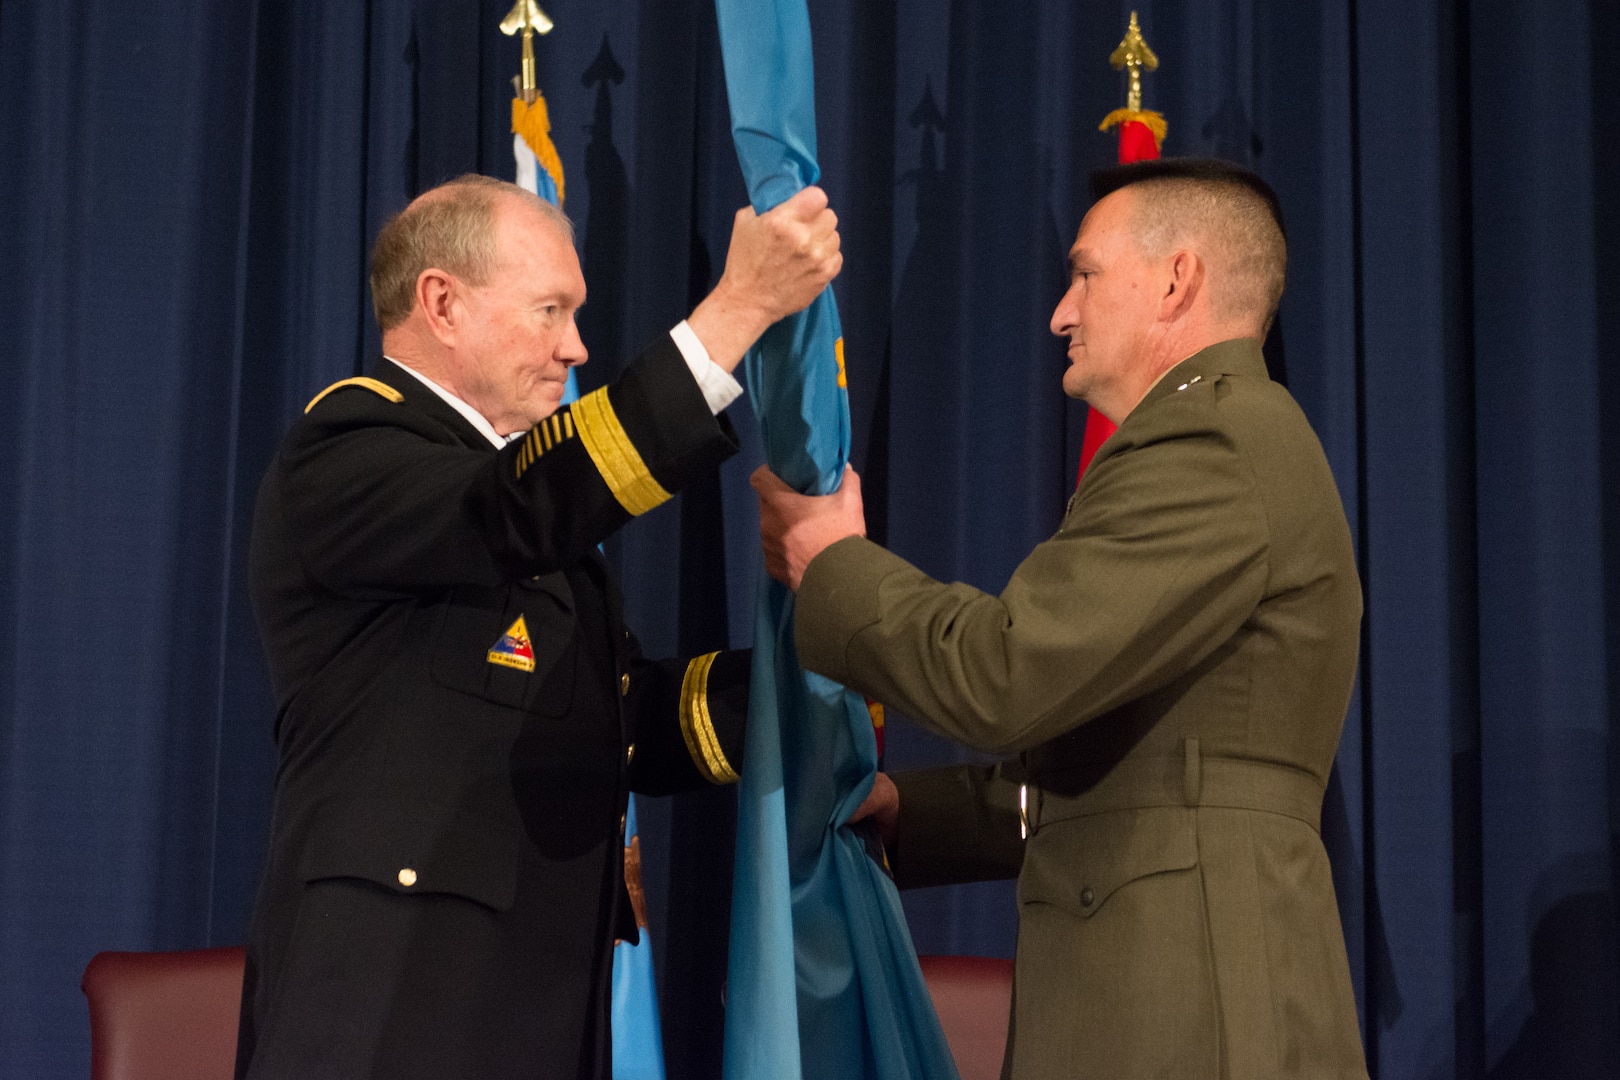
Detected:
left=751, top=463, right=865, bottom=591
left=848, top=771, right=899, bottom=848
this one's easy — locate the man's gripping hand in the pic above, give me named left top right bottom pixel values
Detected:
left=751, top=464, right=866, bottom=592
left=848, top=771, right=899, bottom=848
left=688, top=186, right=843, bottom=373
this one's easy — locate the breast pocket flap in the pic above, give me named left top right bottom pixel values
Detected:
left=431, top=577, right=575, bottom=711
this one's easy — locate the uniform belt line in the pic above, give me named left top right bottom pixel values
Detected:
left=1028, top=753, right=1324, bottom=834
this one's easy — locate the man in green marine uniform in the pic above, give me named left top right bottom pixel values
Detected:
left=238, top=174, right=839, bottom=1079
left=754, top=159, right=1369, bottom=1078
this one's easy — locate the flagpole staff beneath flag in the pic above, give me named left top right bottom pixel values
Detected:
left=497, top=13, right=663, bottom=1077
left=1076, top=10, right=1165, bottom=483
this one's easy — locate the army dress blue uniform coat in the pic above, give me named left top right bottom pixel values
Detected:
left=236, top=335, right=749, bottom=1080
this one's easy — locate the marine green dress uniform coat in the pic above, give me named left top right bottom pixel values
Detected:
left=237, top=336, right=749, bottom=1080
left=796, top=340, right=1368, bottom=1079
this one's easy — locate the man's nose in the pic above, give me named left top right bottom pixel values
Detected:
left=1050, top=289, right=1078, bottom=336
left=561, top=317, right=588, bottom=367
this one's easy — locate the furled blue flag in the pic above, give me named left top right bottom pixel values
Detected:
left=609, top=797, right=667, bottom=1080
left=714, top=3, right=959, bottom=1078
left=512, top=75, right=666, bottom=1080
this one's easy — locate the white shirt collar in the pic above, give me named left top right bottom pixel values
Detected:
left=384, top=357, right=513, bottom=449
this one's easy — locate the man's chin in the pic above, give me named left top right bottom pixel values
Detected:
left=523, top=385, right=568, bottom=424
left=1061, top=365, right=1089, bottom=401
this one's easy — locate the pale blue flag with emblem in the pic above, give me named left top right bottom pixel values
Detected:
left=714, top=2, right=959, bottom=1077
left=513, top=78, right=667, bottom=1080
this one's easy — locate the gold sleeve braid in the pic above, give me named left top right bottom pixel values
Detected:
left=515, top=411, right=576, bottom=480
left=571, top=387, right=673, bottom=516
left=678, top=652, right=739, bottom=785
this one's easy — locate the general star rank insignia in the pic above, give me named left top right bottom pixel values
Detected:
left=487, top=615, right=536, bottom=672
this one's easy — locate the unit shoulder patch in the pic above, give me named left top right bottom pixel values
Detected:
left=304, top=377, right=406, bottom=414
left=487, top=615, right=537, bottom=673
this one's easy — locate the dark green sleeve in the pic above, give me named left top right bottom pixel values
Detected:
left=891, top=761, right=1025, bottom=890
left=794, top=392, right=1269, bottom=756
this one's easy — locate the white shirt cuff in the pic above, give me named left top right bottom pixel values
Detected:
left=669, top=320, right=744, bottom=415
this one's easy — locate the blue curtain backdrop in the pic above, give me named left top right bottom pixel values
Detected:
left=2, top=1, right=1617, bottom=1077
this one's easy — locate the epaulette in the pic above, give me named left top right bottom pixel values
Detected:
left=304, top=377, right=405, bottom=414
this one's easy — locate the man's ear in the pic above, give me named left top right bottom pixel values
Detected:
left=1158, top=249, right=1204, bottom=322
left=416, top=268, right=459, bottom=346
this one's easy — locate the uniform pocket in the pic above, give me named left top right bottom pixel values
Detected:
left=429, top=575, right=575, bottom=714
left=1018, top=805, right=1198, bottom=918
left=1013, top=807, right=1221, bottom=1075
left=298, top=796, right=521, bottom=913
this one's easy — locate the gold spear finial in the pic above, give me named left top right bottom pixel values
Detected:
left=500, top=1, right=555, bottom=104
left=1109, top=11, right=1159, bottom=113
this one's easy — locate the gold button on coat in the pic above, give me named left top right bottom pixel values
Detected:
left=620, top=673, right=631, bottom=695
left=626, top=743, right=636, bottom=764
left=398, top=868, right=418, bottom=887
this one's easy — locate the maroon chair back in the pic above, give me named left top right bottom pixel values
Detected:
left=918, top=954, right=1015, bottom=1080
left=81, top=946, right=245, bottom=1080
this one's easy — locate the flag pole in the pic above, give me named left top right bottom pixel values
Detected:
left=499, top=0, right=555, bottom=105
left=502, top=1, right=565, bottom=209
left=498, top=11, right=665, bottom=1075
left=1077, top=11, right=1166, bottom=483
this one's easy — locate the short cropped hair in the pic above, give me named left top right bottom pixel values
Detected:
left=369, top=174, right=574, bottom=332
left=1091, top=158, right=1288, bottom=331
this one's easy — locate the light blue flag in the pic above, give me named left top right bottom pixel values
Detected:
left=714, top=3, right=960, bottom=1078
left=514, top=91, right=664, bottom=1080
left=610, top=797, right=668, bottom=1080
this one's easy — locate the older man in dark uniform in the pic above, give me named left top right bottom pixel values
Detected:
left=755, top=160, right=1368, bottom=1078
left=237, top=174, right=840, bottom=1079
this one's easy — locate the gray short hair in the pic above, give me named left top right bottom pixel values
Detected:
left=369, top=174, right=574, bottom=332
left=1092, top=159, right=1287, bottom=332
